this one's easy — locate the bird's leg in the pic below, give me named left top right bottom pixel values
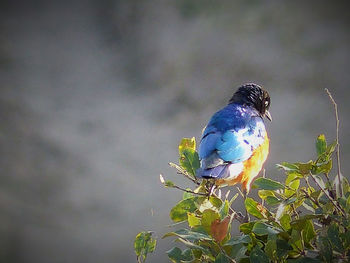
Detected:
left=205, top=180, right=216, bottom=198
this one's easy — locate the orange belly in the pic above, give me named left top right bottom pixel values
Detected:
left=215, top=135, right=269, bottom=193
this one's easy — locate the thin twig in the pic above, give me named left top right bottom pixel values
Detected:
left=325, top=88, right=343, bottom=197
left=309, top=172, right=345, bottom=216
left=170, top=185, right=208, bottom=196
left=168, top=162, right=201, bottom=185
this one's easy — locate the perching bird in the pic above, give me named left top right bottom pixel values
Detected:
left=196, top=83, right=271, bottom=197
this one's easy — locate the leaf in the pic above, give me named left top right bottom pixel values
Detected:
left=240, top=222, right=255, bottom=234
left=187, top=212, right=201, bottom=228
left=265, top=239, right=277, bottom=260
left=210, top=216, right=230, bottom=243
left=230, top=243, right=248, bottom=261
left=258, top=190, right=276, bottom=200
left=285, top=173, right=300, bottom=197
left=328, top=223, right=343, bottom=252
left=316, top=134, right=327, bottom=156
left=183, top=190, right=194, bottom=200
left=134, top=231, right=157, bottom=262
left=319, top=237, right=333, bottom=263
left=265, top=196, right=281, bottom=206
left=252, top=222, right=281, bottom=236
left=276, top=162, right=299, bottom=172
left=253, top=177, right=285, bottom=190
left=250, top=246, right=269, bottom=263
left=202, top=209, right=220, bottom=234
left=225, top=235, right=251, bottom=246
left=245, top=198, right=264, bottom=219
left=219, top=200, right=229, bottom=219
left=296, top=161, right=314, bottom=175
left=162, top=228, right=212, bottom=242
left=214, top=253, right=230, bottom=263
left=170, top=197, right=197, bottom=222
left=166, top=247, right=194, bottom=262
left=179, top=138, right=200, bottom=176
left=276, top=239, right=293, bottom=258
left=279, top=214, right=291, bottom=230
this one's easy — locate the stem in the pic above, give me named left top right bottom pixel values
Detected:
left=170, top=185, right=208, bottom=196
left=309, top=172, right=345, bottom=216
left=325, top=88, right=343, bottom=197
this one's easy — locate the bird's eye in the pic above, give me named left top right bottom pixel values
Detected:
left=264, top=100, right=269, bottom=107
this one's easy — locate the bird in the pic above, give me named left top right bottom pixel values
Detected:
left=196, top=83, right=271, bottom=200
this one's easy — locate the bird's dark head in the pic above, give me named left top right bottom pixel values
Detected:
left=229, top=83, right=272, bottom=121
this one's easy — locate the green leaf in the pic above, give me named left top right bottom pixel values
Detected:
left=285, top=173, right=300, bottom=197
left=316, top=134, right=327, bottom=156
left=279, top=214, right=291, bottom=230
left=166, top=247, right=194, bottom=262
left=276, top=239, right=293, bottom=258
left=170, top=197, right=197, bottom=222
left=230, top=243, right=248, bottom=261
left=328, top=223, right=343, bottom=252
left=245, top=198, right=264, bottom=219
left=253, top=177, right=285, bottom=190
left=225, top=235, right=251, bottom=246
left=250, top=246, right=269, bottom=263
left=258, top=190, right=276, bottom=200
left=179, top=138, right=200, bottom=176
left=134, top=231, right=157, bottom=262
left=219, top=200, right=229, bottom=219
left=296, top=161, right=314, bottom=175
left=183, top=190, right=193, bottom=200
left=201, top=209, right=220, bottom=234
left=214, top=253, right=230, bottom=263
left=265, top=239, right=277, bottom=260
left=265, top=196, right=281, bottom=206
left=240, top=222, right=255, bottom=234
left=162, top=228, right=212, bottom=242
left=187, top=212, right=201, bottom=228
left=276, top=162, right=299, bottom=172
left=319, top=237, right=333, bottom=263
left=252, top=222, right=281, bottom=236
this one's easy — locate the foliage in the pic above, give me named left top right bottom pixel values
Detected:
left=134, top=231, right=157, bottom=263
left=135, top=133, right=350, bottom=262
left=134, top=92, right=349, bottom=262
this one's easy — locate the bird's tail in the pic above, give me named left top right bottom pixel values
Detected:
left=196, top=165, right=229, bottom=179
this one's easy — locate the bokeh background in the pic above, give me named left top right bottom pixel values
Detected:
left=0, top=0, right=349, bottom=262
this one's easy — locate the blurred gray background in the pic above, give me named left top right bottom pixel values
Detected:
left=0, top=0, right=349, bottom=262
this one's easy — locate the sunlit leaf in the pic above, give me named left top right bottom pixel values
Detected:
left=134, top=231, right=157, bottom=262
left=276, top=162, right=299, bottom=172
left=170, top=197, right=197, bottom=222
left=202, top=209, right=220, bottom=234
left=179, top=138, right=200, bottom=176
left=258, top=190, right=275, bottom=200
left=316, top=134, right=327, bottom=156
left=253, top=178, right=285, bottom=190
left=279, top=214, right=291, bottom=230
left=187, top=212, right=201, bottom=228
left=245, top=198, right=264, bottom=219
left=240, top=222, right=255, bottom=234
left=265, top=196, right=281, bottom=206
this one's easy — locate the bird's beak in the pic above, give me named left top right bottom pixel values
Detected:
left=265, top=110, right=272, bottom=121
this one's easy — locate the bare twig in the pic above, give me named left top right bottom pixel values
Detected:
left=168, top=162, right=201, bottom=185
left=325, top=88, right=343, bottom=197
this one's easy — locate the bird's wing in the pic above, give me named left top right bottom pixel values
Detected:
left=199, top=115, right=266, bottom=169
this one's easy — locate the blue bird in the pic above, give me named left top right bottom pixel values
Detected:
left=196, top=83, right=271, bottom=197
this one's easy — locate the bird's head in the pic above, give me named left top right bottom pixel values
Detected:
left=229, top=83, right=272, bottom=121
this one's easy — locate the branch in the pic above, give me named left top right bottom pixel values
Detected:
left=325, top=88, right=343, bottom=197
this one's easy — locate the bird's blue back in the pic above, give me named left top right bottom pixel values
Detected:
left=198, top=103, right=267, bottom=177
